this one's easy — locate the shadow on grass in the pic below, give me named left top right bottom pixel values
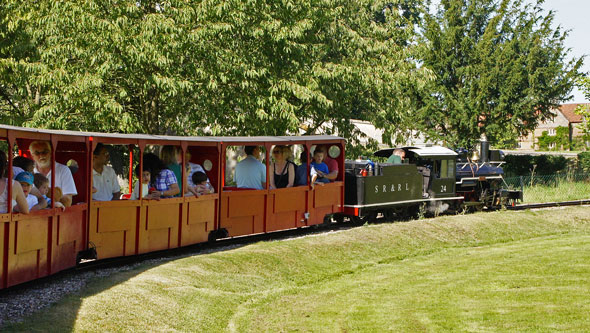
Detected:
left=0, top=240, right=251, bottom=331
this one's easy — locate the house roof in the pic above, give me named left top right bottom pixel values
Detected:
left=558, top=103, right=587, bottom=123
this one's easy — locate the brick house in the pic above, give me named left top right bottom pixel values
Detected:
left=518, top=103, right=588, bottom=150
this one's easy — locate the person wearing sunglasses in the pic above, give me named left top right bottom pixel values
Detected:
left=269, top=145, right=295, bottom=189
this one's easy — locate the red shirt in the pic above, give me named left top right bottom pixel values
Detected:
left=323, top=156, right=339, bottom=173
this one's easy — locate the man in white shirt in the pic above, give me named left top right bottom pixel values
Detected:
left=92, top=143, right=121, bottom=201
left=30, top=140, right=78, bottom=207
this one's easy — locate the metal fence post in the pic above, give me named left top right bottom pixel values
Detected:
left=519, top=176, right=524, bottom=201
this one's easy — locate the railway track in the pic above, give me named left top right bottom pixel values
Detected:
left=506, top=199, right=590, bottom=211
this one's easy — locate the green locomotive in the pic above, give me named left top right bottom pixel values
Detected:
left=344, top=146, right=464, bottom=221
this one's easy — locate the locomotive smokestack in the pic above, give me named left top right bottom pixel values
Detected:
left=480, top=134, right=489, bottom=163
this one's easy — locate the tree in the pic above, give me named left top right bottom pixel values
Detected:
left=418, top=0, right=583, bottom=148
left=574, top=76, right=590, bottom=148
left=0, top=0, right=432, bottom=149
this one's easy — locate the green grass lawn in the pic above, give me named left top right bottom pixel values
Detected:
left=5, top=207, right=590, bottom=332
left=523, top=181, right=590, bottom=203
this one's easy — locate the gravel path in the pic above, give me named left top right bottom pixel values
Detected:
left=0, top=243, right=246, bottom=328
left=0, top=263, right=145, bottom=327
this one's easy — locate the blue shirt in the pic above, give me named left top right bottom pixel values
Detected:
left=235, top=155, right=266, bottom=190
left=295, top=164, right=308, bottom=185
left=310, top=162, right=329, bottom=175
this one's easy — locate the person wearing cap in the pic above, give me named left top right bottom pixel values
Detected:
left=15, top=171, right=47, bottom=212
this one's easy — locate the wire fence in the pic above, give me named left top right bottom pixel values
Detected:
left=504, top=173, right=590, bottom=203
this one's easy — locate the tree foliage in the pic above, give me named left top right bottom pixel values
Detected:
left=418, top=0, right=583, bottom=148
left=0, top=0, right=431, bottom=144
left=575, top=76, right=590, bottom=140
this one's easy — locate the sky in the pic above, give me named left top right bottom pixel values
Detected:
left=430, top=0, right=589, bottom=103
left=540, top=0, right=589, bottom=103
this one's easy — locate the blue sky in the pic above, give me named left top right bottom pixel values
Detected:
left=540, top=0, right=589, bottom=103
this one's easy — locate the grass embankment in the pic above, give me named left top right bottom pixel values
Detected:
left=5, top=207, right=590, bottom=331
left=523, top=181, right=590, bottom=203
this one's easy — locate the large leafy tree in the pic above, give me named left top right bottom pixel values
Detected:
left=419, top=0, right=583, bottom=148
left=0, top=0, right=431, bottom=145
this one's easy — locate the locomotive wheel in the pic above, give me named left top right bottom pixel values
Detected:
left=332, top=213, right=345, bottom=224
left=362, top=211, right=378, bottom=223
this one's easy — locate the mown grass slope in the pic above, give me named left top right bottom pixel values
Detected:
left=5, top=207, right=590, bottom=332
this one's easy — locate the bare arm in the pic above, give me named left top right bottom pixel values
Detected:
left=325, top=170, right=338, bottom=181
left=12, top=182, right=29, bottom=214
left=287, top=163, right=295, bottom=187
left=30, top=196, right=48, bottom=212
left=164, top=183, right=180, bottom=197
left=269, top=164, right=276, bottom=189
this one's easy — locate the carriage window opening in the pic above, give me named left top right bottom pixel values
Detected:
left=432, top=160, right=441, bottom=178
left=92, top=143, right=125, bottom=201
left=227, top=145, right=267, bottom=190
left=270, top=144, right=303, bottom=189
left=203, top=159, right=213, bottom=171
left=67, top=159, right=79, bottom=174
left=185, top=147, right=216, bottom=196
left=328, top=145, right=341, bottom=159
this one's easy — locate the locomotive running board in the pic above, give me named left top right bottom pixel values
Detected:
left=344, top=196, right=465, bottom=208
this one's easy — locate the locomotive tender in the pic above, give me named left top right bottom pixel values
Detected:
left=0, top=124, right=519, bottom=290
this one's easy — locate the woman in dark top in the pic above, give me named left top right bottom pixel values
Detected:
left=269, top=145, right=295, bottom=189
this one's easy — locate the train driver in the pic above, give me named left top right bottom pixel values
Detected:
left=387, top=149, right=405, bottom=164
left=29, top=140, right=78, bottom=207
left=92, top=143, right=121, bottom=201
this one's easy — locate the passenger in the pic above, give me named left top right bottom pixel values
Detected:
left=130, top=164, right=151, bottom=200
left=295, top=151, right=309, bottom=186
left=0, top=150, right=29, bottom=214
left=13, top=156, right=35, bottom=173
left=315, top=145, right=338, bottom=181
left=310, top=149, right=330, bottom=184
left=29, top=140, right=77, bottom=207
left=185, top=151, right=213, bottom=192
left=15, top=171, right=47, bottom=212
left=269, top=145, right=295, bottom=189
left=160, top=145, right=183, bottom=196
left=143, top=153, right=180, bottom=199
left=191, top=171, right=213, bottom=196
left=92, top=143, right=121, bottom=201
left=387, top=149, right=405, bottom=164
left=11, top=156, right=34, bottom=178
left=33, top=173, right=65, bottom=210
left=235, top=146, right=266, bottom=190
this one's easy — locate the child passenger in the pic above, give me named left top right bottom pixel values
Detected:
left=15, top=172, right=47, bottom=212
left=310, top=149, right=330, bottom=184
left=33, top=173, right=65, bottom=210
left=130, top=164, right=151, bottom=200
left=191, top=171, right=213, bottom=196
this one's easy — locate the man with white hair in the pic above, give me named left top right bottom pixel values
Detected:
left=29, top=140, right=77, bottom=207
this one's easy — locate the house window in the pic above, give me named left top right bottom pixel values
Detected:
left=548, top=128, right=556, bottom=136
left=549, top=142, right=556, bottom=149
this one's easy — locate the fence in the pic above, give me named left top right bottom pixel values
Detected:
left=504, top=173, right=590, bottom=203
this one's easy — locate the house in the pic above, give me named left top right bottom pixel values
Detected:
left=518, top=103, right=588, bottom=150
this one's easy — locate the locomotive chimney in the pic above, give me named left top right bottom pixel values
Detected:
left=480, top=134, right=489, bottom=163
